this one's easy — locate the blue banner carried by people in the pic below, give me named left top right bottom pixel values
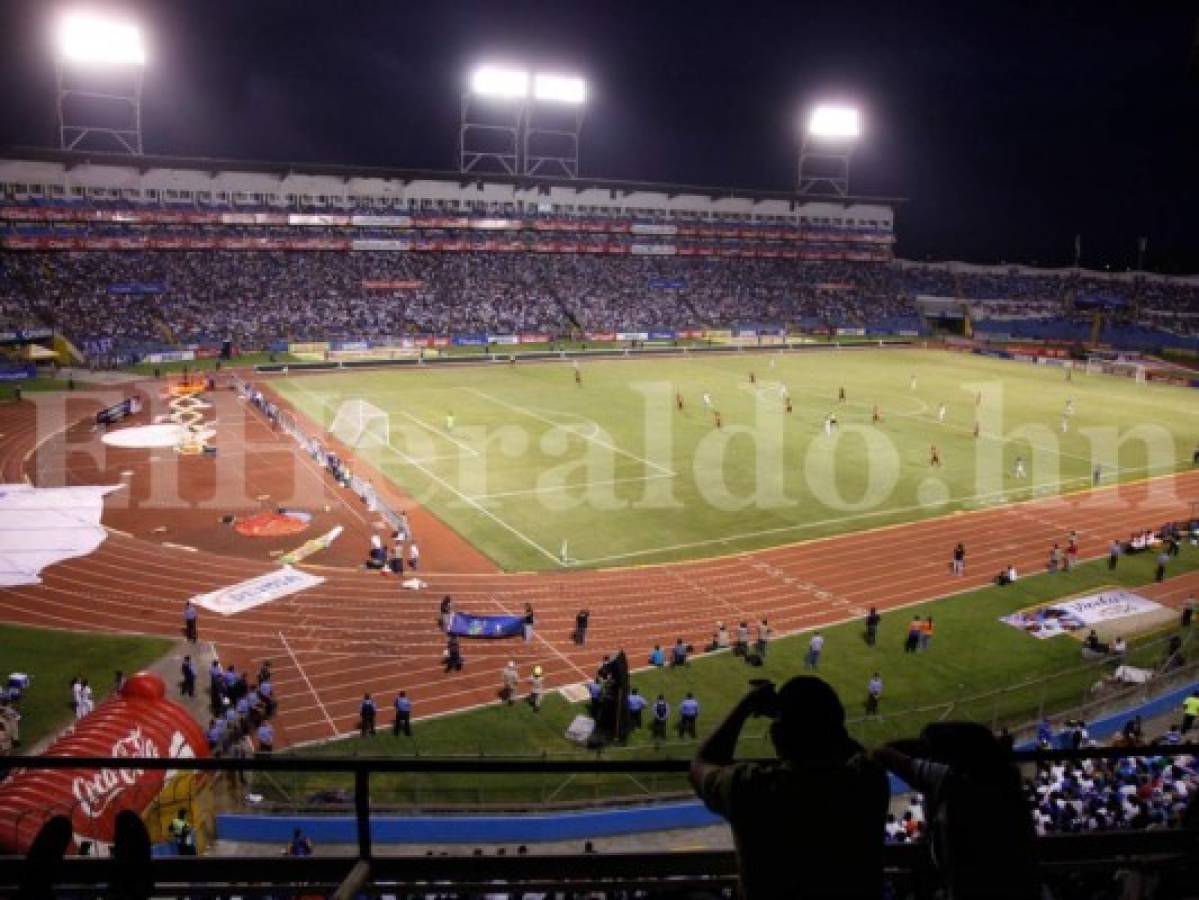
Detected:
left=108, top=282, right=165, bottom=295
left=448, top=612, right=524, bottom=639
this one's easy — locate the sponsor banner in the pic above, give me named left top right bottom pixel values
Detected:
left=648, top=329, right=677, bottom=341
left=288, top=213, right=350, bottom=226
left=630, top=243, right=677, bottom=256
left=0, top=329, right=52, bottom=344
left=219, top=213, right=288, bottom=226
left=470, top=218, right=521, bottom=231
left=704, top=329, right=733, bottom=340
left=677, top=328, right=706, bottom=339
left=190, top=566, right=326, bottom=616
left=289, top=341, right=330, bottom=354
left=648, top=277, right=687, bottom=290
left=735, top=328, right=758, bottom=338
left=351, top=239, right=412, bottom=252
left=351, top=214, right=413, bottom=228
left=452, top=334, right=489, bottom=346
left=0, top=364, right=36, bottom=382
left=429, top=336, right=450, bottom=347
left=361, top=279, right=424, bottom=290
left=280, top=238, right=349, bottom=250
left=518, top=333, right=550, bottom=344
left=108, top=282, right=165, bottom=295
left=631, top=222, right=678, bottom=236
left=142, top=350, right=195, bottom=364
left=1000, top=589, right=1163, bottom=640
left=490, top=334, right=519, bottom=345
left=420, top=216, right=471, bottom=229
left=617, top=331, right=650, bottom=341
left=1148, top=373, right=1194, bottom=388
left=448, top=612, right=524, bottom=639
left=584, top=331, right=617, bottom=342
left=332, top=340, right=370, bottom=352
left=836, top=327, right=867, bottom=336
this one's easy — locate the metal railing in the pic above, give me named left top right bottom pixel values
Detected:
left=2, top=751, right=1198, bottom=899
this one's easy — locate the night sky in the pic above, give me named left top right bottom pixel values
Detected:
left=1, top=1, right=1196, bottom=271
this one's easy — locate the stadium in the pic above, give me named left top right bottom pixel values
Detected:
left=1, top=5, right=1199, bottom=898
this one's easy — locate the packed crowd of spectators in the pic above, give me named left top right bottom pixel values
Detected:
left=1026, top=749, right=1196, bottom=835
left=2, top=238, right=1199, bottom=352
left=0, top=250, right=915, bottom=349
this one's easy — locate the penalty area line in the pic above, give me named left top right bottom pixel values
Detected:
left=467, top=472, right=676, bottom=501
left=285, top=381, right=561, bottom=566
left=463, top=387, right=675, bottom=477
left=569, top=461, right=1188, bottom=566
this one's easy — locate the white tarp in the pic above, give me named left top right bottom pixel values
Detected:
left=1113, top=665, right=1154, bottom=685
left=0, top=483, right=124, bottom=586
left=1000, top=589, right=1163, bottom=640
left=189, top=567, right=325, bottom=616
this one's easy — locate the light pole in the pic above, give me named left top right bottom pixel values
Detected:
left=798, top=104, right=860, bottom=196
left=460, top=66, right=587, bottom=178
left=55, top=12, right=147, bottom=155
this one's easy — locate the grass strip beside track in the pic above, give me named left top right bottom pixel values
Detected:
left=272, top=544, right=1199, bottom=807
left=0, top=624, right=172, bottom=747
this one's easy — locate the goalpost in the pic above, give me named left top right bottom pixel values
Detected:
left=328, top=398, right=391, bottom=449
left=1084, top=356, right=1149, bottom=384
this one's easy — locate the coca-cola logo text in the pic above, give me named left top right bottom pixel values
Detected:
left=70, top=727, right=161, bottom=820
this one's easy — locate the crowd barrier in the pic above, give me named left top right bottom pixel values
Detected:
left=231, top=373, right=407, bottom=536
left=253, top=336, right=917, bottom=375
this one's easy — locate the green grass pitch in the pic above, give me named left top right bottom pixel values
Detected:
left=271, top=349, right=1199, bottom=572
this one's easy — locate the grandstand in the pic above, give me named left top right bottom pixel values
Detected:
left=3, top=151, right=1198, bottom=370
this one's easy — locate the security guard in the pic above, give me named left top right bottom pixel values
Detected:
left=651, top=694, right=670, bottom=741
left=1182, top=691, right=1199, bottom=734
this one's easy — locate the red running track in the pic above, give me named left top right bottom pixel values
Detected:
left=1, top=397, right=1197, bottom=748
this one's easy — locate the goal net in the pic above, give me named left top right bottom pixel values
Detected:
left=1085, top=356, right=1149, bottom=384
left=328, top=398, right=390, bottom=449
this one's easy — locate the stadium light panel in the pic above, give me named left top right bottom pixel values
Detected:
left=57, top=13, right=146, bottom=66
left=533, top=73, right=586, bottom=105
left=807, top=105, right=860, bottom=139
left=470, top=66, right=530, bottom=99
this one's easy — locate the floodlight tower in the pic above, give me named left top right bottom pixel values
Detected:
left=460, top=66, right=529, bottom=176
left=798, top=104, right=860, bottom=196
left=460, top=66, right=586, bottom=178
left=55, top=12, right=146, bottom=155
left=524, top=73, right=586, bottom=178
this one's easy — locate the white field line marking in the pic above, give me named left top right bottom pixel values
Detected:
left=373, top=439, right=563, bottom=565
left=570, top=461, right=1186, bottom=566
left=393, top=452, right=471, bottom=464
left=694, top=356, right=1102, bottom=465
left=22, top=419, right=76, bottom=485
left=468, top=472, right=675, bottom=501
left=665, top=567, right=747, bottom=621
left=287, top=382, right=561, bottom=565
left=464, top=388, right=676, bottom=476
left=279, top=630, right=340, bottom=737
left=488, top=597, right=591, bottom=681
left=396, top=410, right=480, bottom=458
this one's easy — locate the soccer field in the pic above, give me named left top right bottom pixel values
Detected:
left=271, top=349, right=1198, bottom=571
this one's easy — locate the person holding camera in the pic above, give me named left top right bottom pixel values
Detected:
left=690, top=677, right=888, bottom=899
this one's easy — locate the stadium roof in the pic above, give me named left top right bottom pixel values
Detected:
left=3, top=145, right=905, bottom=208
